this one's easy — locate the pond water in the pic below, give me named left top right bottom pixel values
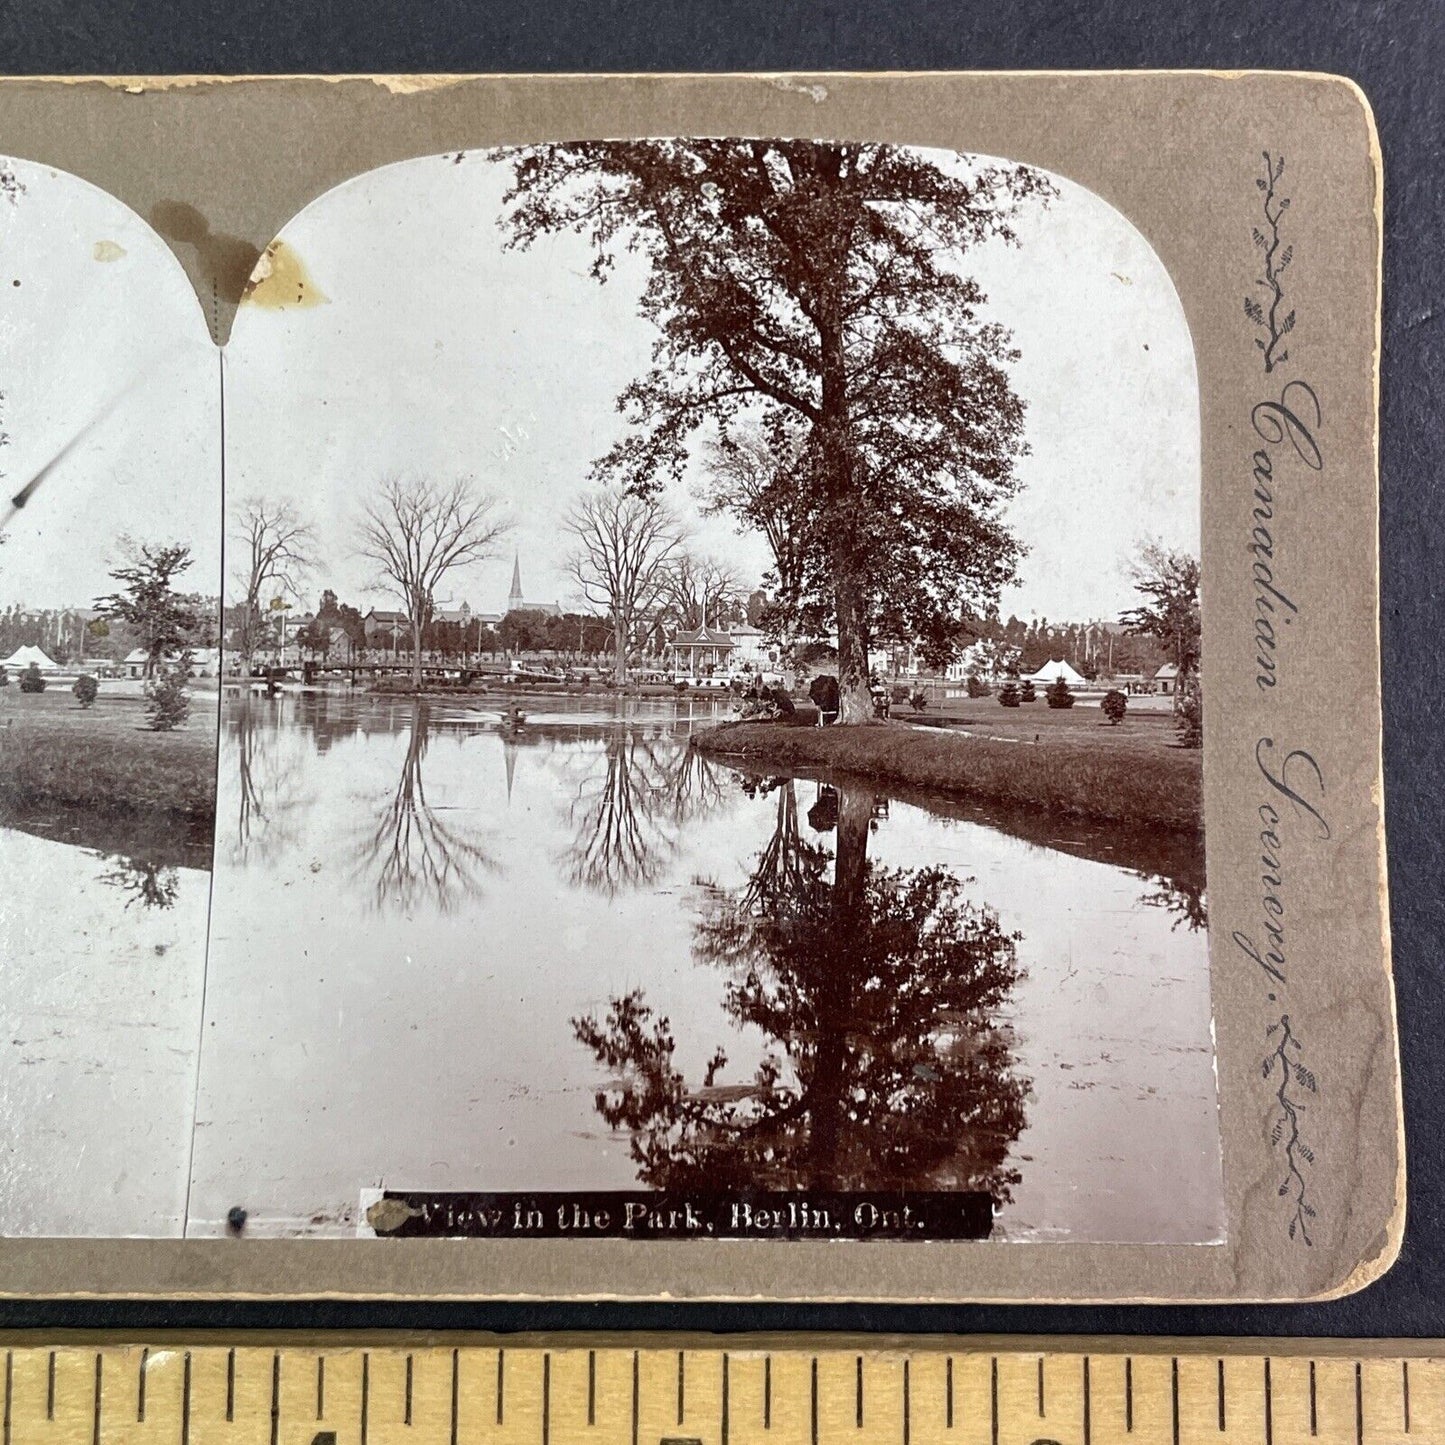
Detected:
left=186, top=690, right=1223, bottom=1244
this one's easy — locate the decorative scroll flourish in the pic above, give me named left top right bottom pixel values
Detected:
left=1262, top=1012, right=1317, bottom=1244
left=1245, top=151, right=1294, bottom=372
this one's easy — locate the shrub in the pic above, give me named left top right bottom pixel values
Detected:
left=18, top=662, right=45, bottom=693
left=909, top=688, right=928, bottom=712
left=1177, top=683, right=1203, bottom=749
left=965, top=673, right=989, bottom=699
left=1102, top=688, right=1127, bottom=725
left=145, top=656, right=193, bottom=731
left=998, top=680, right=1021, bottom=707
left=890, top=683, right=909, bottom=705
left=1045, top=677, right=1075, bottom=709
left=72, top=673, right=99, bottom=708
left=675, top=678, right=690, bottom=692
left=1020, top=679, right=1036, bottom=703
left=0, top=664, right=8, bottom=687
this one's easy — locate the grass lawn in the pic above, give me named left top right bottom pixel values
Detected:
left=693, top=704, right=1200, bottom=834
left=0, top=685, right=218, bottom=828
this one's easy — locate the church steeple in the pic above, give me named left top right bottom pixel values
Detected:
left=509, top=553, right=524, bottom=609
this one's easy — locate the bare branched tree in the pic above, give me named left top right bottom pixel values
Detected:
left=232, top=496, right=316, bottom=674
left=356, top=477, right=511, bottom=687
left=658, top=551, right=746, bottom=633
left=563, top=487, right=686, bottom=684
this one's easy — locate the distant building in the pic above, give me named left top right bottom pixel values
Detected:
left=362, top=609, right=409, bottom=647
left=667, top=625, right=736, bottom=677
left=726, top=624, right=773, bottom=669
left=1151, top=662, right=1180, bottom=695
left=505, top=556, right=561, bottom=618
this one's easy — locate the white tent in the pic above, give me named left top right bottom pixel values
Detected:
left=2, top=645, right=59, bottom=671
left=1024, top=657, right=1087, bottom=687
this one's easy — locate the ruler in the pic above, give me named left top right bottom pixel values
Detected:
left=0, top=1340, right=1436, bottom=1445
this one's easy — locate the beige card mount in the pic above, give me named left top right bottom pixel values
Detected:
left=0, top=72, right=1396, bottom=1301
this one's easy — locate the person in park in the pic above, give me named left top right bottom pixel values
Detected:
left=809, top=673, right=841, bottom=726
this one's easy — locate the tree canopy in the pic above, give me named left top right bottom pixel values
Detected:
left=503, top=140, right=1052, bottom=719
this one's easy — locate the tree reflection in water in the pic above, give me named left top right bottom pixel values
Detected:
left=95, top=854, right=180, bottom=910
left=352, top=700, right=498, bottom=915
left=229, top=692, right=312, bottom=867
left=561, top=731, right=728, bottom=896
left=574, top=774, right=1030, bottom=1197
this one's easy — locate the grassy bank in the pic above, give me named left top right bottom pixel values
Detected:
left=0, top=688, right=217, bottom=834
left=692, top=716, right=1201, bottom=833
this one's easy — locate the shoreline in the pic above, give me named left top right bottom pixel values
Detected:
left=690, top=719, right=1202, bottom=835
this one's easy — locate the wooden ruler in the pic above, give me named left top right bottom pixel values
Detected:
left=0, top=1340, right=1437, bottom=1445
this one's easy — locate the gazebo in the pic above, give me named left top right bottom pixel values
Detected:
left=667, top=625, right=736, bottom=678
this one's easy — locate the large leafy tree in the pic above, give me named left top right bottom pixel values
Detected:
left=1121, top=540, right=1202, bottom=736
left=93, top=540, right=199, bottom=676
left=503, top=141, right=1052, bottom=720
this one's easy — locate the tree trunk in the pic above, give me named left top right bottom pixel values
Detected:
left=613, top=617, right=629, bottom=686
left=411, top=620, right=423, bottom=689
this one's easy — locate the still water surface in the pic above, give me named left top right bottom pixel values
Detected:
left=187, top=690, right=1223, bottom=1244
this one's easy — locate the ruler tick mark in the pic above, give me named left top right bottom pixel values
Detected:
left=1355, top=1362, right=1364, bottom=1445
left=678, top=1350, right=686, bottom=1426
left=270, top=1352, right=280, bottom=1445
left=226, top=1350, right=235, bottom=1423
left=4, top=1350, right=12, bottom=1445
left=810, top=1358, right=818, bottom=1445
left=1404, top=1359, right=1412, bottom=1433
left=361, top=1353, right=370, bottom=1445
left=92, top=1353, right=103, bottom=1445
left=1266, top=1358, right=1274, bottom=1445
left=764, top=1356, right=771, bottom=1430
left=449, top=1349, right=459, bottom=1445
left=405, top=1355, right=413, bottom=1426
left=1171, top=1357, right=1179, bottom=1445
left=990, top=1357, right=999, bottom=1445
left=1125, top=1358, right=1134, bottom=1433
left=587, top=1351, right=595, bottom=1427
left=181, top=1353, right=192, bottom=1445
left=139, top=1347, right=150, bottom=1422
left=857, top=1355, right=864, bottom=1428
left=1082, top=1357, right=1091, bottom=1445
left=944, top=1357, right=952, bottom=1431
left=47, top=1351, right=55, bottom=1420
left=498, top=1350, right=506, bottom=1426
left=542, top=1354, right=550, bottom=1445
left=903, top=1359, right=910, bottom=1445
left=631, top=1352, right=639, bottom=1445
left=721, top=1354, right=729, bottom=1445
left=1217, top=1359, right=1225, bottom=1432
left=1310, top=1360, right=1318, bottom=1436
left=1037, top=1358, right=1045, bottom=1417
left=317, top=1356, right=326, bottom=1420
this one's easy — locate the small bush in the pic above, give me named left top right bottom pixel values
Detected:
left=73, top=674, right=99, bottom=708
left=998, top=680, right=1021, bottom=707
left=18, top=663, right=45, bottom=694
left=675, top=678, right=690, bottom=692
left=965, top=673, right=989, bottom=699
left=909, top=688, right=928, bottom=712
left=1102, top=688, right=1127, bottom=725
left=1045, top=677, right=1075, bottom=709
left=145, top=656, right=193, bottom=731
left=1177, top=684, right=1203, bottom=749
left=1020, top=679, right=1036, bottom=703
left=890, top=684, right=909, bottom=705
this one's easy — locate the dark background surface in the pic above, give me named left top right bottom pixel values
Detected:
left=0, top=0, right=1438, bottom=1339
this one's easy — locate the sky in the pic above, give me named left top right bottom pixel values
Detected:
left=0, top=159, right=220, bottom=610
left=1, top=145, right=1199, bottom=622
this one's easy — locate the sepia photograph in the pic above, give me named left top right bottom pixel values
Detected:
left=187, top=139, right=1222, bottom=1245
left=0, top=156, right=222, bottom=1234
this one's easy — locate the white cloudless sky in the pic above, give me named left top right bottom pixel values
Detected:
left=0, top=158, right=220, bottom=610
left=3, top=144, right=1198, bottom=623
